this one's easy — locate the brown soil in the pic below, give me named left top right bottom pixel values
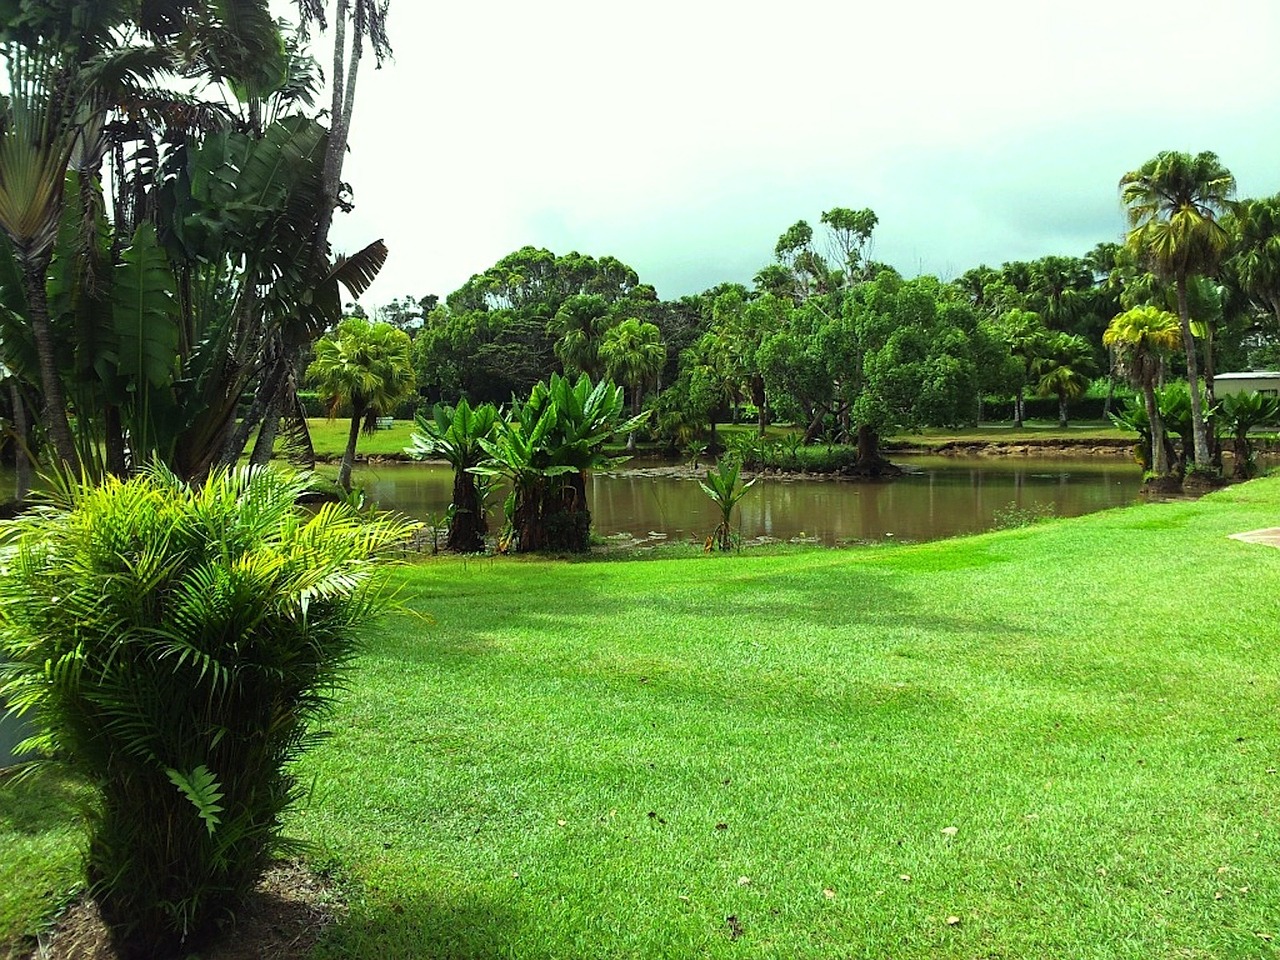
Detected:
left=11, top=861, right=344, bottom=960
left=907, top=439, right=1136, bottom=459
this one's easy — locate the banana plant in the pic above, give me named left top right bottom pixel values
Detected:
left=407, top=397, right=499, bottom=552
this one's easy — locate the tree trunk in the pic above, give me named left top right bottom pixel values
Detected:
left=1232, top=432, right=1252, bottom=480
left=1014, top=384, right=1024, bottom=429
left=9, top=381, right=31, bottom=501
left=1143, top=380, right=1169, bottom=477
left=249, top=389, right=282, bottom=466
left=21, top=269, right=80, bottom=471
left=626, top=382, right=639, bottom=453
left=1175, top=277, right=1212, bottom=470
left=104, top=403, right=128, bottom=477
left=1058, top=393, right=1068, bottom=429
left=338, top=409, right=362, bottom=492
left=447, top=471, right=486, bottom=552
left=751, top=373, right=767, bottom=436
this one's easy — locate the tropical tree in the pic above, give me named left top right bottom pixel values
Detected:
left=307, top=318, right=415, bottom=491
left=549, top=293, right=613, bottom=379
left=1033, top=332, right=1095, bottom=427
left=996, top=308, right=1048, bottom=427
left=1103, top=305, right=1183, bottom=481
left=1218, top=391, right=1279, bottom=479
left=1120, top=150, right=1236, bottom=474
left=1227, top=194, right=1280, bottom=328
left=476, top=374, right=645, bottom=553
left=406, top=398, right=499, bottom=552
left=599, top=318, right=665, bottom=452
left=0, top=465, right=414, bottom=958
left=698, top=458, right=757, bottom=552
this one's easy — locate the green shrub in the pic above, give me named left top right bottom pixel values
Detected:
left=0, top=465, right=414, bottom=958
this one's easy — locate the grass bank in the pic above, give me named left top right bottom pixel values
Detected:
left=4, top=480, right=1280, bottom=957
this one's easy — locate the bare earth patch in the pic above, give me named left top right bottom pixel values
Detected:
left=1228, top=527, right=1280, bottom=549
left=14, top=861, right=343, bottom=960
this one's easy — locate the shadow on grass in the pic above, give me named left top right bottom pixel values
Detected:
left=0, top=766, right=87, bottom=837
left=315, top=890, right=550, bottom=960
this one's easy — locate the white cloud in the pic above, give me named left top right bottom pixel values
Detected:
left=287, top=0, right=1280, bottom=303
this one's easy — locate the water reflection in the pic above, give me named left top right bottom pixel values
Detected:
left=355, top=455, right=1143, bottom=547
left=0, top=456, right=1146, bottom=547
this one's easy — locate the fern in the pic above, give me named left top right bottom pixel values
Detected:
left=165, top=765, right=226, bottom=836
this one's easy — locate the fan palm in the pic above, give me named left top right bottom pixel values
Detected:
left=307, top=318, right=414, bottom=491
left=1032, top=332, right=1095, bottom=427
left=1103, top=305, right=1182, bottom=479
left=1120, top=150, right=1236, bottom=472
left=599, top=318, right=664, bottom=451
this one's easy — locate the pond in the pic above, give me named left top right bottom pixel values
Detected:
left=0, top=455, right=1145, bottom=548
left=353, top=455, right=1144, bottom=547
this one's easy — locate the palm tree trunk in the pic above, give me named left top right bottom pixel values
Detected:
left=9, top=380, right=31, bottom=501
left=339, top=409, right=362, bottom=492
left=1058, top=393, right=1068, bottom=429
left=627, top=382, right=639, bottom=453
left=1175, top=277, right=1212, bottom=469
left=1143, top=380, right=1169, bottom=477
left=21, top=270, right=80, bottom=471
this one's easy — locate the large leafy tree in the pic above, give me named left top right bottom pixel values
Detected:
left=307, top=317, right=414, bottom=491
left=1120, top=150, right=1236, bottom=474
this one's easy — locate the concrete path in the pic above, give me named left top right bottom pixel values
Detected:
left=1229, top=527, right=1280, bottom=548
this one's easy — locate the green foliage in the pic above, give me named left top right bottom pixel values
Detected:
left=698, top=458, right=757, bottom=551
left=0, top=465, right=415, bottom=957
left=407, top=398, right=499, bottom=552
left=476, top=374, right=646, bottom=553
left=1218, top=390, right=1280, bottom=478
left=308, top=318, right=415, bottom=491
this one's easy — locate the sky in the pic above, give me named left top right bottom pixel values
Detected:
left=296, top=0, right=1280, bottom=307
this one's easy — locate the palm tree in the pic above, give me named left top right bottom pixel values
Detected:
left=1033, top=332, right=1095, bottom=427
left=1103, top=305, right=1183, bottom=480
left=599, top=318, right=665, bottom=452
left=997, top=308, right=1047, bottom=427
left=1120, top=150, right=1236, bottom=474
left=307, top=318, right=414, bottom=491
left=406, top=398, right=499, bottom=552
left=1227, top=194, right=1280, bottom=327
left=550, top=293, right=612, bottom=378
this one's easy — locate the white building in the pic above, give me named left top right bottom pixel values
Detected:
left=1214, top=371, right=1280, bottom=397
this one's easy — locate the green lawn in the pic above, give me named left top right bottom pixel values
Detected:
left=4, top=481, right=1280, bottom=957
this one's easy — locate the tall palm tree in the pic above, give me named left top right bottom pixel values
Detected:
left=1120, top=150, right=1236, bottom=473
left=307, top=317, right=414, bottom=491
left=1103, top=305, right=1183, bottom=479
left=997, top=308, right=1046, bottom=427
left=1227, top=194, right=1280, bottom=327
left=549, top=293, right=612, bottom=379
left=1033, top=332, right=1095, bottom=427
left=599, top=318, right=664, bottom=452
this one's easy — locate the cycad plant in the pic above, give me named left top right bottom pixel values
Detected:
left=699, top=458, right=757, bottom=552
left=0, top=465, right=414, bottom=958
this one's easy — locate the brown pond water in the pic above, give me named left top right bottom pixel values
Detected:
left=0, top=455, right=1145, bottom=548
left=352, top=455, right=1143, bottom=547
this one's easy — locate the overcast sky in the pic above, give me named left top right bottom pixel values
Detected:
left=302, top=0, right=1280, bottom=307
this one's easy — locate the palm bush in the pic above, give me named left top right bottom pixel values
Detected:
left=699, top=458, right=757, bottom=552
left=0, top=465, right=415, bottom=958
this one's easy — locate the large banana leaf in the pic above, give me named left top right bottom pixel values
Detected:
left=112, top=223, right=179, bottom=389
